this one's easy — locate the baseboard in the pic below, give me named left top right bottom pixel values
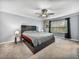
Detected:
left=0, top=40, right=14, bottom=45
left=55, top=36, right=65, bottom=39
left=55, top=36, right=79, bottom=42
left=70, top=39, right=79, bottom=41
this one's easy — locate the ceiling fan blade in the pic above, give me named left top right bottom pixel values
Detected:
left=35, top=13, right=41, bottom=15
left=33, top=7, right=41, bottom=10
left=48, top=13, right=54, bottom=15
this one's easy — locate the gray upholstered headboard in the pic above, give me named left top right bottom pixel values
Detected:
left=21, top=25, right=37, bottom=33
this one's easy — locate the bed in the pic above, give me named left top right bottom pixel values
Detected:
left=20, top=25, right=55, bottom=53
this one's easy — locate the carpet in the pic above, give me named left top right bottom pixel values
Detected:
left=0, top=37, right=79, bottom=59
left=0, top=42, right=33, bottom=59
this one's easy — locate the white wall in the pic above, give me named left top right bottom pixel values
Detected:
left=78, top=15, right=79, bottom=40
left=0, top=12, right=43, bottom=43
left=70, top=15, right=79, bottom=39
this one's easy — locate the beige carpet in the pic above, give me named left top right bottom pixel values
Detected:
left=0, top=42, right=33, bottom=59
left=29, top=37, right=79, bottom=59
left=0, top=37, right=79, bottom=59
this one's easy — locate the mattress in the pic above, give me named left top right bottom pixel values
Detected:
left=22, top=31, right=55, bottom=47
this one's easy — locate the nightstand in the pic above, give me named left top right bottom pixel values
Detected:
left=15, top=36, right=17, bottom=44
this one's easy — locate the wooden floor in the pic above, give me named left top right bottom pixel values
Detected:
left=0, top=37, right=79, bottom=59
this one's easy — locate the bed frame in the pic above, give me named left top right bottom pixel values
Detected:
left=21, top=25, right=55, bottom=54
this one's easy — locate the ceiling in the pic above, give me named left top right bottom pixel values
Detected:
left=0, top=0, right=79, bottom=20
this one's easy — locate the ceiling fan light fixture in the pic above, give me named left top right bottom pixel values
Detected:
left=41, top=9, right=48, bottom=17
left=35, top=8, right=54, bottom=18
left=42, top=9, right=47, bottom=14
left=42, top=14, right=47, bottom=17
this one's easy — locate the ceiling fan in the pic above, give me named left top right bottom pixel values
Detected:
left=35, top=9, right=54, bottom=18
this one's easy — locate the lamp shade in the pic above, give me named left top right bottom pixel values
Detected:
left=15, top=31, right=19, bottom=35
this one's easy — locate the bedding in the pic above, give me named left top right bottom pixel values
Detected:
left=22, top=31, right=55, bottom=47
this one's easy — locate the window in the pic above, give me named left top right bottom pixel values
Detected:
left=50, top=20, right=67, bottom=33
